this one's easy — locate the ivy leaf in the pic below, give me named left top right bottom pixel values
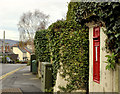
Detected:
left=106, top=65, right=110, bottom=70
left=111, top=64, right=114, bottom=70
left=115, top=33, right=120, bottom=38
left=115, top=47, right=120, bottom=53
left=112, top=4, right=119, bottom=9
left=110, top=17, right=114, bottom=22
left=105, top=55, right=111, bottom=58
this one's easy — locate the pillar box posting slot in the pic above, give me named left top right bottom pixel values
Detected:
left=93, top=26, right=100, bottom=84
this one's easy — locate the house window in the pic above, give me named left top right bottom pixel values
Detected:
left=23, top=53, right=27, bottom=61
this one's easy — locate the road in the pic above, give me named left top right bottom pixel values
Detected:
left=0, top=64, right=42, bottom=93
left=1, top=64, right=26, bottom=76
left=0, top=63, right=26, bottom=91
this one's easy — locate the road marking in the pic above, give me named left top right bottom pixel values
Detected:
left=0, top=66, right=26, bottom=80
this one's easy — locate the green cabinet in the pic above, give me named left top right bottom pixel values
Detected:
left=30, top=54, right=36, bottom=72
left=32, top=60, right=37, bottom=74
left=41, top=62, right=52, bottom=92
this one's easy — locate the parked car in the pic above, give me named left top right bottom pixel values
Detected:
left=6, top=57, right=14, bottom=63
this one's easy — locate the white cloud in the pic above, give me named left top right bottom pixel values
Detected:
left=0, top=0, right=70, bottom=40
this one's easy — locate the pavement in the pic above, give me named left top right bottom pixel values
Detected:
left=1, top=65, right=42, bottom=94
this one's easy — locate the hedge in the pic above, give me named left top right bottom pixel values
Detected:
left=34, top=29, right=50, bottom=62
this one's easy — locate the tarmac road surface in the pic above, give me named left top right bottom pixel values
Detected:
left=0, top=64, right=42, bottom=93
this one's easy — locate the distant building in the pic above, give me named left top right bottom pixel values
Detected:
left=12, top=46, right=32, bottom=61
left=24, top=47, right=32, bottom=61
left=0, top=45, right=18, bottom=61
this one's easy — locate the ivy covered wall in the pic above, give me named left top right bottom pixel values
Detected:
left=34, top=1, right=120, bottom=92
left=67, top=1, right=120, bottom=69
left=48, top=20, right=89, bottom=92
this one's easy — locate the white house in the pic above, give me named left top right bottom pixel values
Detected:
left=12, top=46, right=32, bottom=61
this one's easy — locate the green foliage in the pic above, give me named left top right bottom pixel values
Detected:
left=67, top=2, right=120, bottom=70
left=27, top=61, right=31, bottom=66
left=34, top=1, right=120, bottom=92
left=48, top=19, right=89, bottom=92
left=45, top=87, right=53, bottom=93
left=48, top=20, right=65, bottom=87
left=2, top=56, right=7, bottom=63
left=34, top=29, right=50, bottom=62
left=105, top=53, right=117, bottom=70
left=15, top=59, right=20, bottom=63
left=59, top=22, right=89, bottom=92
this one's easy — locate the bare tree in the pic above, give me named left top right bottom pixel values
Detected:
left=18, top=10, right=49, bottom=52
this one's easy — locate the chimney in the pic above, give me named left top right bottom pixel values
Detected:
left=5, top=46, right=7, bottom=52
left=1, top=46, right=3, bottom=53
left=8, top=46, right=11, bottom=52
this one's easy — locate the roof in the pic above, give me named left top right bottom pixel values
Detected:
left=24, top=47, right=32, bottom=54
left=12, top=46, right=32, bottom=54
left=18, top=47, right=27, bottom=53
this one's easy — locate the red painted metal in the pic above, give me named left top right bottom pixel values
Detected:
left=93, top=26, right=100, bottom=84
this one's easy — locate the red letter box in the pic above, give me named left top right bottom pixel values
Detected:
left=93, top=26, right=100, bottom=83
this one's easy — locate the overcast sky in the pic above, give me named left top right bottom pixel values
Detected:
left=0, top=0, right=70, bottom=41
